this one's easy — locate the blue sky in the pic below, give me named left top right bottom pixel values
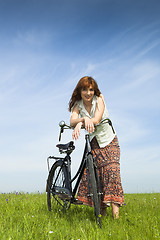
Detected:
left=0, top=0, right=160, bottom=193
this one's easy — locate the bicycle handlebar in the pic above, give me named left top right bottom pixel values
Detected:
left=58, top=118, right=115, bottom=141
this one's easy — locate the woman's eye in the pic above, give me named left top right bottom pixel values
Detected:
left=82, top=88, right=94, bottom=92
left=89, top=88, right=94, bottom=92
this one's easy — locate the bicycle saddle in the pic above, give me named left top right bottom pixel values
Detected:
left=56, top=141, right=75, bottom=151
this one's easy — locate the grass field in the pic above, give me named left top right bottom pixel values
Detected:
left=0, top=192, right=160, bottom=240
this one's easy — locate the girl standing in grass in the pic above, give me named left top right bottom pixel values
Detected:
left=69, top=76, right=124, bottom=219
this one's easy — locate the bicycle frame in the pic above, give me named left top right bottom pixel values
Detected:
left=71, top=133, right=95, bottom=198
left=47, top=118, right=114, bottom=201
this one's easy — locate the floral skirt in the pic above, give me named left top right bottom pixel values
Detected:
left=77, top=136, right=124, bottom=207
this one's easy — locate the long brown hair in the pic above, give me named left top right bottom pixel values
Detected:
left=68, top=76, right=101, bottom=112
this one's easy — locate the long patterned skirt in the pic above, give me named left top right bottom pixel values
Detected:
left=77, top=136, right=124, bottom=207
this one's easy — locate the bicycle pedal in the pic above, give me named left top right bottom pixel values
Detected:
left=58, top=193, right=72, bottom=200
left=54, top=187, right=71, bottom=200
left=71, top=199, right=83, bottom=205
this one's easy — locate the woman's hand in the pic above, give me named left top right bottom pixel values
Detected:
left=72, top=117, right=95, bottom=140
left=72, top=122, right=83, bottom=140
left=84, top=117, right=95, bottom=133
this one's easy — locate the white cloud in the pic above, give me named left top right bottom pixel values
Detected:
left=12, top=29, right=52, bottom=48
left=118, top=61, right=160, bottom=92
left=137, top=39, right=160, bottom=58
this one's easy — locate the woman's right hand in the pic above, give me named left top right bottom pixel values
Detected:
left=72, top=122, right=83, bottom=140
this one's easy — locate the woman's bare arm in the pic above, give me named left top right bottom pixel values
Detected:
left=91, top=95, right=105, bottom=124
left=70, top=104, right=84, bottom=127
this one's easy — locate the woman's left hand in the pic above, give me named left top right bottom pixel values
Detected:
left=84, top=117, right=95, bottom=133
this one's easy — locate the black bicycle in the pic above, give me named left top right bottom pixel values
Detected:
left=46, top=118, right=115, bottom=227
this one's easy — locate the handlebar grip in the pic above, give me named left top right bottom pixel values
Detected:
left=59, top=128, right=63, bottom=141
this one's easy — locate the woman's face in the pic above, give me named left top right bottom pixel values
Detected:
left=81, top=85, right=95, bottom=103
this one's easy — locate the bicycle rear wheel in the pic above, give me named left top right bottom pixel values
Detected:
left=87, top=154, right=101, bottom=227
left=46, top=160, right=71, bottom=211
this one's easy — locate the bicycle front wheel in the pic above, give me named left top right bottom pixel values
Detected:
left=87, top=154, right=101, bottom=227
left=46, top=160, right=71, bottom=211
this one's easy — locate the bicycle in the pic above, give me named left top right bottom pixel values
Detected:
left=46, top=118, right=115, bottom=227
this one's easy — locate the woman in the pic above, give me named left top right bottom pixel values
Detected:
left=69, top=76, right=124, bottom=219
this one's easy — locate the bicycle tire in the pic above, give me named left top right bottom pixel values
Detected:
left=87, top=154, right=101, bottom=227
left=46, top=160, right=71, bottom=211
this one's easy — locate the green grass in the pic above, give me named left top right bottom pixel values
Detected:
left=0, top=192, right=160, bottom=240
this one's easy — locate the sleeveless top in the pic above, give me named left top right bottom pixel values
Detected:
left=76, top=95, right=116, bottom=148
